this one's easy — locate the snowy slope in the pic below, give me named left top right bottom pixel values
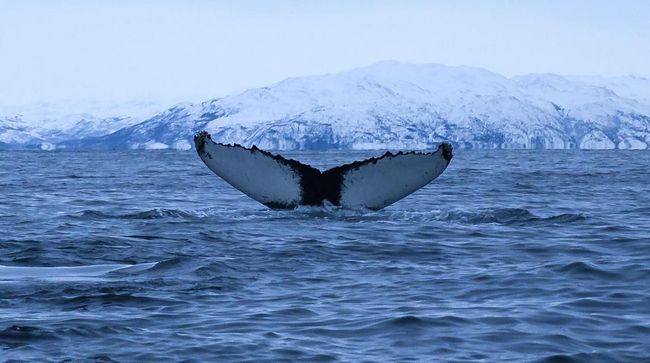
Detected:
left=568, top=75, right=650, bottom=104
left=0, top=101, right=163, bottom=149
left=6, top=62, right=650, bottom=150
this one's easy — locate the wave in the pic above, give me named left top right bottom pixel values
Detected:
left=0, top=325, right=58, bottom=348
left=77, top=208, right=197, bottom=220
left=535, top=352, right=619, bottom=363
left=73, top=205, right=365, bottom=222
left=0, top=256, right=241, bottom=286
left=553, top=261, right=621, bottom=280
left=60, top=291, right=177, bottom=308
left=261, top=206, right=587, bottom=227
left=0, top=262, right=157, bottom=282
left=296, top=315, right=471, bottom=339
left=71, top=205, right=586, bottom=227
left=438, top=208, right=586, bottom=225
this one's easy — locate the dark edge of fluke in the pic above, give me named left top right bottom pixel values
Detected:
left=194, top=131, right=453, bottom=210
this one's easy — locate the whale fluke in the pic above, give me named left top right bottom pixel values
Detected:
left=194, top=131, right=452, bottom=210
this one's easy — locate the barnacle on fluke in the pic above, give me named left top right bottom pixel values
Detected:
left=193, top=131, right=452, bottom=211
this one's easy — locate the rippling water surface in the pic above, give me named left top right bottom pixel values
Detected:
left=1, top=150, right=649, bottom=362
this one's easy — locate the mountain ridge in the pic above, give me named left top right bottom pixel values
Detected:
left=3, top=61, right=650, bottom=150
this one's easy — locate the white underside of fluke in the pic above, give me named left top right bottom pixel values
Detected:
left=194, top=131, right=452, bottom=211
left=338, top=151, right=449, bottom=210
left=197, top=139, right=302, bottom=207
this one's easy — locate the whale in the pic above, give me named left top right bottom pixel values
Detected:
left=194, top=131, right=452, bottom=211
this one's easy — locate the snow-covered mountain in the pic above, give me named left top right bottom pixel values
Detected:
left=5, top=61, right=650, bottom=150
left=0, top=101, right=163, bottom=150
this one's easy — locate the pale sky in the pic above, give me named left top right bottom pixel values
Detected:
left=1, top=0, right=649, bottom=107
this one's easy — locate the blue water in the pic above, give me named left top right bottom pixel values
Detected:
left=1, top=150, right=649, bottom=362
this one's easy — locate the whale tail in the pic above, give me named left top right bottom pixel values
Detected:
left=194, top=131, right=452, bottom=210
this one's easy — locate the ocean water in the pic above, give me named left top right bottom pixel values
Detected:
left=1, top=149, right=649, bottom=362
